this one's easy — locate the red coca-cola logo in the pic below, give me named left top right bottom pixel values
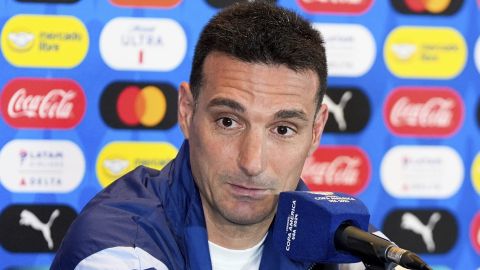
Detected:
left=1, top=78, right=86, bottom=129
left=384, top=87, right=464, bottom=137
left=297, top=0, right=373, bottom=14
left=301, top=146, right=370, bottom=195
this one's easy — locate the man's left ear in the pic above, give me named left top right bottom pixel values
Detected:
left=308, top=103, right=329, bottom=156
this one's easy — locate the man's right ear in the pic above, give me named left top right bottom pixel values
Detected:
left=178, top=82, right=195, bottom=139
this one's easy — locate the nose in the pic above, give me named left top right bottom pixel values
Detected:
left=237, top=129, right=266, bottom=177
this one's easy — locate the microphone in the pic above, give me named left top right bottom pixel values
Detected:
left=273, top=191, right=432, bottom=270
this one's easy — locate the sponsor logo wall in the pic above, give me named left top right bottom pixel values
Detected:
left=0, top=0, right=479, bottom=268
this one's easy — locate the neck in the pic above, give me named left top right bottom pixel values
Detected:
left=202, top=201, right=273, bottom=250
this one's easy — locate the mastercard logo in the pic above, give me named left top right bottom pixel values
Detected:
left=100, top=82, right=177, bottom=130
left=391, top=0, right=463, bottom=15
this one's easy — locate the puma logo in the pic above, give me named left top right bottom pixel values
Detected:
left=19, top=209, right=60, bottom=249
left=324, top=91, right=352, bottom=131
left=401, top=212, right=441, bottom=252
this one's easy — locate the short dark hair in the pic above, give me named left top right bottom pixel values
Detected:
left=189, top=1, right=328, bottom=112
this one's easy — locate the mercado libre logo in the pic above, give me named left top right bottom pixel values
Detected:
left=297, top=0, right=373, bottom=14
left=301, top=146, right=371, bottom=195
left=109, top=0, right=181, bottom=8
left=100, top=17, right=186, bottom=71
left=0, top=204, right=77, bottom=252
left=471, top=152, right=480, bottom=195
left=0, top=15, right=88, bottom=68
left=100, top=82, right=177, bottom=130
left=384, top=86, right=464, bottom=138
left=0, top=140, right=85, bottom=193
left=391, top=0, right=463, bottom=15
left=96, top=141, right=178, bottom=187
left=0, top=78, right=86, bottom=129
left=384, top=26, right=466, bottom=79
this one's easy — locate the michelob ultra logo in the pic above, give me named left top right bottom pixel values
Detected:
left=96, top=141, right=178, bottom=187
left=384, top=26, right=466, bottom=79
left=1, top=78, right=86, bottom=129
left=384, top=87, right=464, bottom=137
left=1, top=15, right=89, bottom=68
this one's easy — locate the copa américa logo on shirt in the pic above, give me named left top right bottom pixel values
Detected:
left=0, top=14, right=88, bottom=68
left=0, top=139, right=85, bottom=193
left=1, top=78, right=86, bottom=129
left=391, top=0, right=463, bottom=15
left=96, top=141, right=178, bottom=187
left=301, top=146, right=371, bottom=195
left=100, top=81, right=177, bottom=130
left=384, top=86, right=464, bottom=138
left=380, top=145, right=464, bottom=199
left=384, top=26, right=467, bottom=79
left=297, top=0, right=373, bottom=14
left=312, top=23, right=376, bottom=77
left=99, top=17, right=186, bottom=71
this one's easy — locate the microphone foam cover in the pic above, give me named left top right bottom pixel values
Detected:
left=273, top=191, right=370, bottom=264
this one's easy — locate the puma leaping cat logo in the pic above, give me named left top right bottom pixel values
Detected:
left=324, top=91, right=352, bottom=131
left=19, top=209, right=60, bottom=249
left=401, top=212, right=441, bottom=252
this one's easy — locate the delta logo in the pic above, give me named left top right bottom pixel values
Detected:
left=109, top=0, right=181, bottom=8
left=384, top=26, right=467, bottom=79
left=100, top=82, right=177, bottom=130
left=100, top=17, right=186, bottom=71
left=1, top=15, right=88, bottom=68
left=297, top=0, right=373, bottom=14
left=1, top=78, right=86, bottom=129
left=471, top=212, right=480, bottom=254
left=96, top=141, right=177, bottom=187
left=384, top=87, right=464, bottom=137
left=391, top=0, right=463, bottom=15
left=381, top=145, right=463, bottom=199
left=301, top=146, right=370, bottom=195
left=0, top=139, right=85, bottom=193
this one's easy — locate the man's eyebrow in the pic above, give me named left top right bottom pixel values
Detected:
left=207, top=97, right=245, bottom=113
left=274, top=109, right=308, bottom=122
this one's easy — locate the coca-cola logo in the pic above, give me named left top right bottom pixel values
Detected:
left=1, top=78, right=86, bottom=129
left=297, top=0, right=373, bottom=14
left=384, top=87, right=464, bottom=137
left=301, top=146, right=370, bottom=195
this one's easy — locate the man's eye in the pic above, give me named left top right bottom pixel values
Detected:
left=216, top=117, right=237, bottom=129
left=275, top=126, right=295, bottom=136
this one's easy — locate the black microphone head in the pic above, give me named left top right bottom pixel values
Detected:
left=273, top=191, right=370, bottom=264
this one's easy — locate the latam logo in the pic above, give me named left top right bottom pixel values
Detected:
left=391, top=0, right=463, bottom=15
left=297, top=0, right=373, bottom=14
left=475, top=36, right=480, bottom=76
left=471, top=212, right=480, bottom=254
left=109, top=0, right=181, bottom=8
left=100, top=17, right=186, bottom=71
left=0, top=78, right=86, bottom=129
left=206, top=0, right=276, bottom=8
left=96, top=141, right=177, bottom=187
left=1, top=15, right=88, bottom=68
left=382, top=208, right=458, bottom=254
left=0, top=204, right=77, bottom=252
left=301, top=146, right=370, bottom=195
left=312, top=23, right=375, bottom=77
left=100, top=82, right=177, bottom=130
left=324, top=87, right=370, bottom=133
left=384, top=87, right=464, bottom=137
left=471, top=152, right=480, bottom=195
left=0, top=140, right=85, bottom=193
left=384, top=26, right=467, bottom=79
left=380, top=145, right=463, bottom=199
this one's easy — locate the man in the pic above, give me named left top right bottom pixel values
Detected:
left=52, top=2, right=378, bottom=269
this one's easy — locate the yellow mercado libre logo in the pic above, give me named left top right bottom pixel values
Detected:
left=96, top=141, right=178, bottom=187
left=1, top=14, right=89, bottom=68
left=384, top=26, right=466, bottom=79
left=471, top=153, right=480, bottom=195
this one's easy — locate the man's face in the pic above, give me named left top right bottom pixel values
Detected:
left=179, top=52, right=328, bottom=227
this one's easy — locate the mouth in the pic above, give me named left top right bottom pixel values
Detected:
left=227, top=183, right=270, bottom=199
